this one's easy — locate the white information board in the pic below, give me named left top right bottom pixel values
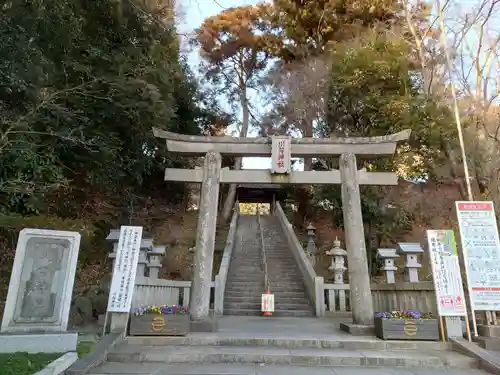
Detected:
left=107, top=226, right=143, bottom=313
left=456, top=201, right=500, bottom=311
left=427, top=229, right=467, bottom=316
left=271, top=136, right=291, bottom=174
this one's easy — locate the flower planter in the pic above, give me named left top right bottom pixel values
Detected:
left=374, top=317, right=439, bottom=341
left=129, top=313, right=189, bottom=336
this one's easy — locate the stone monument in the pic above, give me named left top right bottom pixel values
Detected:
left=0, top=229, right=81, bottom=353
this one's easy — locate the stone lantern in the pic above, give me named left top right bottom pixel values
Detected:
left=306, top=222, right=317, bottom=266
left=397, top=242, right=423, bottom=282
left=326, top=237, right=347, bottom=284
left=377, top=248, right=398, bottom=284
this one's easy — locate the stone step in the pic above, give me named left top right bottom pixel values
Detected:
left=227, top=275, right=264, bottom=280
left=86, top=363, right=481, bottom=375
left=106, top=345, right=477, bottom=368
left=224, top=296, right=310, bottom=304
left=223, top=308, right=313, bottom=317
left=228, top=282, right=306, bottom=288
left=224, top=302, right=312, bottom=310
left=225, top=291, right=308, bottom=298
left=226, top=277, right=265, bottom=282
left=125, top=335, right=452, bottom=351
left=226, top=286, right=306, bottom=293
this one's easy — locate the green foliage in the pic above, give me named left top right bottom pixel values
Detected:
left=325, top=29, right=454, bottom=177
left=0, top=0, right=206, bottom=216
left=0, top=352, right=61, bottom=375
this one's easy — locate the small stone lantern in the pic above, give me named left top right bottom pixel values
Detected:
left=306, top=222, right=317, bottom=266
left=397, top=242, right=423, bottom=282
left=326, top=237, right=347, bottom=284
left=377, top=248, right=398, bottom=284
left=146, top=246, right=166, bottom=279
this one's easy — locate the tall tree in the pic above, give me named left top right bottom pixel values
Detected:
left=196, top=5, right=275, bottom=221
left=261, top=0, right=420, bottom=227
left=0, top=0, right=205, bottom=216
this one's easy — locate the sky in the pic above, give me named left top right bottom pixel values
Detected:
left=176, top=0, right=273, bottom=170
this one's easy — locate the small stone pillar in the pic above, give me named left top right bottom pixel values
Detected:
left=326, top=238, right=347, bottom=284
left=306, top=222, right=317, bottom=267
left=136, top=249, right=148, bottom=278
left=397, top=242, right=423, bottom=282
left=147, top=246, right=165, bottom=279
left=190, top=151, right=221, bottom=331
left=377, top=248, right=398, bottom=284
left=136, top=238, right=153, bottom=277
left=105, top=230, right=121, bottom=269
left=339, top=153, right=374, bottom=326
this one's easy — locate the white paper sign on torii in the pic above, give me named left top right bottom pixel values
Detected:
left=271, top=136, right=292, bottom=174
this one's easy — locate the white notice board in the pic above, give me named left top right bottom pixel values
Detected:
left=456, top=201, right=500, bottom=311
left=427, top=230, right=467, bottom=316
left=107, top=226, right=143, bottom=312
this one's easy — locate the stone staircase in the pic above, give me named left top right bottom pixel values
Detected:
left=89, top=331, right=485, bottom=375
left=223, top=214, right=314, bottom=317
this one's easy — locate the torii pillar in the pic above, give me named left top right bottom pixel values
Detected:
left=189, top=151, right=221, bottom=331
left=339, top=153, right=375, bottom=332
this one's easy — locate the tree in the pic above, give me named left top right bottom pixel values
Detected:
left=259, top=0, right=431, bottom=227
left=403, top=0, right=500, bottom=201
left=0, top=0, right=205, bottom=216
left=196, top=5, right=275, bottom=221
left=268, top=0, right=409, bottom=61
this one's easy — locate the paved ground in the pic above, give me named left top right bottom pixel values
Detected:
left=216, top=316, right=356, bottom=337
left=90, top=316, right=493, bottom=374
left=90, top=362, right=490, bottom=375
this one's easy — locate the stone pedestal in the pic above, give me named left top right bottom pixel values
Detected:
left=339, top=153, right=374, bottom=326
left=189, top=152, right=221, bottom=330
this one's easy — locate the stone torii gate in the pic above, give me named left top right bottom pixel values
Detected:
left=153, top=128, right=411, bottom=332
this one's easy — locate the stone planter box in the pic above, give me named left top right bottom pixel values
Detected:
left=129, top=314, right=189, bottom=336
left=374, top=317, right=439, bottom=341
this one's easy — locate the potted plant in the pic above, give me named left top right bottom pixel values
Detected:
left=374, top=310, right=439, bottom=341
left=129, top=305, right=189, bottom=336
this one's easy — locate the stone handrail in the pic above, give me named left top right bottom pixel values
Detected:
left=214, top=202, right=240, bottom=315
left=275, top=202, right=325, bottom=316
left=256, top=209, right=270, bottom=292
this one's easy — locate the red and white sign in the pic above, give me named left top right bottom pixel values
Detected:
left=271, top=136, right=291, bottom=174
left=427, top=229, right=467, bottom=316
left=261, top=293, right=275, bottom=313
left=456, top=201, right=500, bottom=311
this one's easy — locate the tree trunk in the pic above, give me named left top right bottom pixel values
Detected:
left=221, top=86, right=249, bottom=221
left=293, top=118, right=313, bottom=229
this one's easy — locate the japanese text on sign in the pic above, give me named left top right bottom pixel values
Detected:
left=456, top=201, right=500, bottom=311
left=107, top=226, right=143, bottom=313
left=427, top=230, right=467, bottom=316
left=271, top=136, right=291, bottom=174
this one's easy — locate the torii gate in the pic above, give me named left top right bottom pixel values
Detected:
left=153, top=128, right=411, bottom=331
